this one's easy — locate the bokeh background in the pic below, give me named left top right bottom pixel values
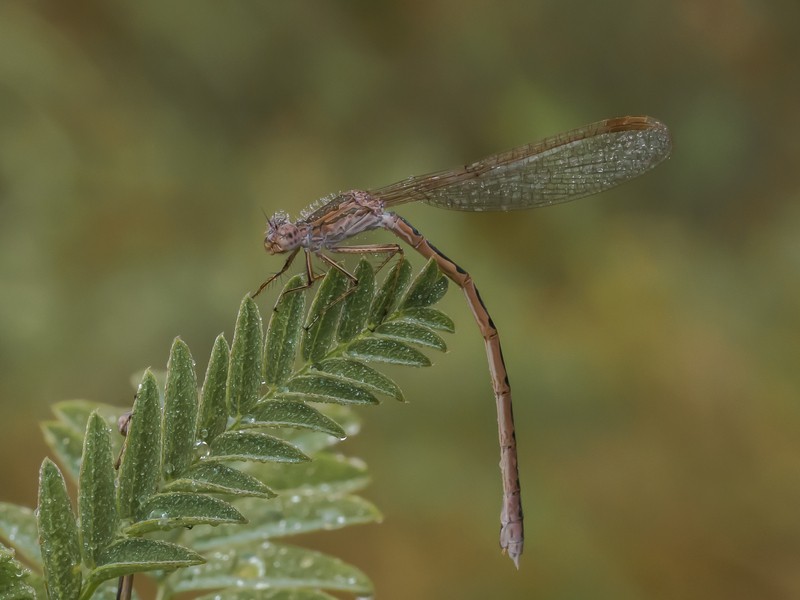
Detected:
left=1, top=2, right=798, bottom=599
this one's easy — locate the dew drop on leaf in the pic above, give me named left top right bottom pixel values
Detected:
left=194, top=440, right=210, bottom=459
left=299, top=555, right=314, bottom=568
left=236, top=552, right=266, bottom=578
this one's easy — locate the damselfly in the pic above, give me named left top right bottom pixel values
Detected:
left=255, top=116, right=672, bottom=567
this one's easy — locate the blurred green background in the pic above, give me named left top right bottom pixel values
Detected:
left=1, top=2, right=798, bottom=599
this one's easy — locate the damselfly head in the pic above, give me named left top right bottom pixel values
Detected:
left=264, top=211, right=303, bottom=254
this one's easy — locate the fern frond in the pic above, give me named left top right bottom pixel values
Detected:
left=0, top=258, right=451, bottom=599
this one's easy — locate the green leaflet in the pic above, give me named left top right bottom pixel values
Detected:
left=46, top=401, right=125, bottom=481
left=280, top=376, right=379, bottom=405
left=314, top=358, right=404, bottom=401
left=125, top=492, right=245, bottom=535
left=227, top=295, right=264, bottom=417
left=195, top=588, right=338, bottom=600
left=302, top=268, right=350, bottom=363
left=267, top=406, right=362, bottom=455
left=197, top=334, right=230, bottom=444
left=40, top=421, right=84, bottom=482
left=346, top=338, right=432, bottom=367
left=118, top=370, right=162, bottom=520
left=265, top=274, right=307, bottom=386
left=184, top=494, right=381, bottom=550
left=248, top=400, right=347, bottom=438
left=51, top=400, right=125, bottom=437
left=0, top=503, right=40, bottom=568
left=395, top=306, right=455, bottom=332
left=168, top=543, right=372, bottom=597
left=164, top=463, right=275, bottom=499
left=78, top=412, right=118, bottom=569
left=208, top=431, right=310, bottom=463
left=163, top=338, right=199, bottom=480
left=399, top=257, right=449, bottom=309
left=247, top=453, right=370, bottom=496
left=3, top=259, right=459, bottom=600
left=337, top=259, right=375, bottom=342
left=0, top=545, right=36, bottom=599
left=374, top=321, right=447, bottom=351
left=88, top=538, right=203, bottom=589
left=37, top=459, right=81, bottom=600
left=369, top=258, right=412, bottom=326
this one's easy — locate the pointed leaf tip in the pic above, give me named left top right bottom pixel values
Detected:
left=118, top=370, right=162, bottom=519
left=281, top=376, right=379, bottom=406
left=396, top=306, right=455, bottom=333
left=197, top=334, right=230, bottom=444
left=346, top=338, right=431, bottom=367
left=400, top=257, right=449, bottom=309
left=228, top=296, right=264, bottom=417
left=315, top=358, right=405, bottom=401
left=164, top=462, right=275, bottom=498
left=79, top=412, right=118, bottom=568
left=163, top=338, right=199, bottom=480
left=209, top=431, right=310, bottom=463
left=89, top=538, right=204, bottom=587
left=37, top=459, right=81, bottom=600
left=125, top=492, right=246, bottom=535
left=374, top=321, right=447, bottom=351
left=249, top=400, right=347, bottom=438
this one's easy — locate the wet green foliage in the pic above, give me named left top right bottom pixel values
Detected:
left=0, top=543, right=38, bottom=599
left=0, top=259, right=450, bottom=599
